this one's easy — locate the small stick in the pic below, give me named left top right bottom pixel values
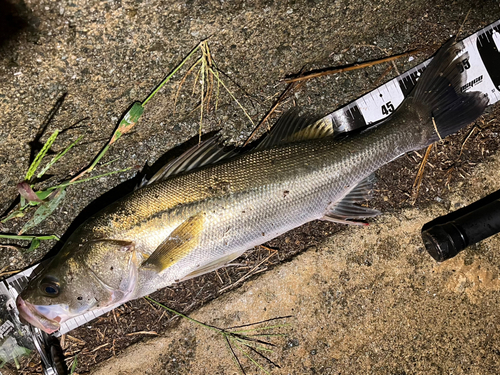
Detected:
left=60, top=334, right=66, bottom=350
left=356, top=44, right=401, bottom=75
left=90, top=343, right=109, bottom=352
left=456, top=8, right=472, bottom=41
left=215, top=269, right=224, bottom=284
left=218, top=252, right=275, bottom=293
left=0, top=269, right=20, bottom=278
left=432, top=117, right=443, bottom=141
left=284, top=49, right=422, bottom=84
left=411, top=144, right=433, bottom=203
left=0, top=245, right=22, bottom=251
left=126, top=331, right=158, bottom=336
left=66, top=334, right=86, bottom=345
left=458, top=126, right=476, bottom=158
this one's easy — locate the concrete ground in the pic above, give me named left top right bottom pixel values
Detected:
left=1, top=0, right=500, bottom=373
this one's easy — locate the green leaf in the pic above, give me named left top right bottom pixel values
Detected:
left=110, top=102, right=144, bottom=145
left=28, top=238, right=40, bottom=251
left=0, top=234, right=59, bottom=241
left=69, top=355, right=78, bottom=374
left=25, top=130, right=59, bottom=182
left=1, top=210, right=25, bottom=223
left=19, top=188, right=67, bottom=234
left=35, top=189, right=53, bottom=201
left=37, top=135, right=84, bottom=179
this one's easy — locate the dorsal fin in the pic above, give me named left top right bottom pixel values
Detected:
left=255, top=108, right=334, bottom=151
left=140, top=136, right=238, bottom=187
left=141, top=108, right=333, bottom=187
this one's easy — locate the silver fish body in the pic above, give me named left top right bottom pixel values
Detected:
left=113, top=101, right=430, bottom=297
left=17, top=40, right=489, bottom=334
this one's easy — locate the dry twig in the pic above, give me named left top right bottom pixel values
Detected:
left=284, top=49, right=421, bottom=84
left=411, top=144, right=433, bottom=203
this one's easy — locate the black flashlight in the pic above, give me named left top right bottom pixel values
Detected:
left=422, top=194, right=500, bottom=262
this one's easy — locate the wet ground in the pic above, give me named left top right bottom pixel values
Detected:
left=1, top=0, right=500, bottom=373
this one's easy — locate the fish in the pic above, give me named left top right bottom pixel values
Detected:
left=17, top=39, right=489, bottom=334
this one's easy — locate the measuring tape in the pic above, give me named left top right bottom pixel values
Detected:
left=1, top=17, right=500, bottom=374
left=326, top=19, right=500, bottom=132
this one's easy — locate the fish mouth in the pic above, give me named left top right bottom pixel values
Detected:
left=16, top=295, right=61, bottom=334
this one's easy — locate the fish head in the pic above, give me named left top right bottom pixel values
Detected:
left=17, top=238, right=140, bottom=334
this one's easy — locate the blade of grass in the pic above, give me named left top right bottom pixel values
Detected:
left=225, top=335, right=246, bottom=375
left=49, top=167, right=131, bottom=191
left=240, top=342, right=281, bottom=368
left=230, top=324, right=291, bottom=334
left=142, top=44, right=201, bottom=107
left=0, top=234, right=59, bottom=241
left=226, top=315, right=293, bottom=330
left=1, top=210, right=26, bottom=223
left=242, top=333, right=287, bottom=338
left=232, top=340, right=271, bottom=375
left=230, top=332, right=276, bottom=348
left=145, top=297, right=220, bottom=333
left=25, top=130, right=59, bottom=181
left=96, top=157, right=120, bottom=168
left=69, top=355, right=78, bottom=375
left=37, top=135, right=84, bottom=179
left=232, top=336, right=275, bottom=352
left=208, top=66, right=255, bottom=127
left=28, top=237, right=41, bottom=251
left=69, top=104, right=143, bottom=183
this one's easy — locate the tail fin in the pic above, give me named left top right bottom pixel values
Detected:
left=411, top=39, right=489, bottom=139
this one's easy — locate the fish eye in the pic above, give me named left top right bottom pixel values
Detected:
left=39, top=277, right=60, bottom=297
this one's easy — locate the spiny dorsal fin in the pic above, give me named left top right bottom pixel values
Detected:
left=255, top=108, right=334, bottom=151
left=140, top=212, right=206, bottom=273
left=141, top=108, right=333, bottom=187
left=141, top=136, right=238, bottom=187
left=324, top=174, right=380, bottom=223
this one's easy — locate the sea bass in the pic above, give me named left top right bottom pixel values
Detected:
left=17, top=40, right=488, bottom=334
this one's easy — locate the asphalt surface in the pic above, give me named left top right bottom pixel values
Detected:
left=1, top=0, right=500, bottom=373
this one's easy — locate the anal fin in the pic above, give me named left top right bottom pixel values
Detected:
left=325, top=174, right=380, bottom=224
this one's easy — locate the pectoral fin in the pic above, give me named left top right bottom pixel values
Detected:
left=140, top=212, right=206, bottom=272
